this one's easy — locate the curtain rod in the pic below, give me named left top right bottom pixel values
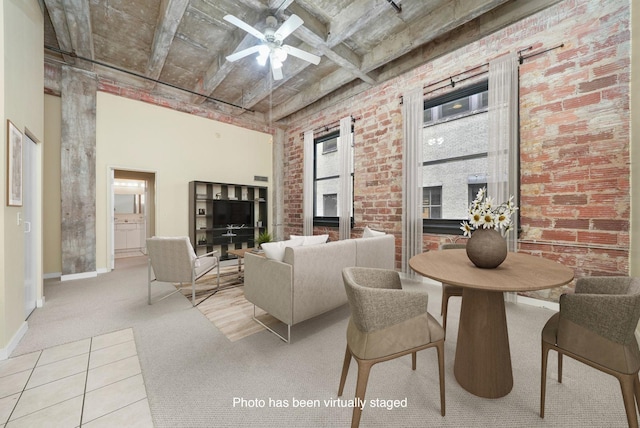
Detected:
left=399, top=43, right=564, bottom=104
left=300, top=115, right=360, bottom=137
left=44, top=45, right=253, bottom=112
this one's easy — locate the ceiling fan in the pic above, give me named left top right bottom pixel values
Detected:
left=223, top=14, right=321, bottom=80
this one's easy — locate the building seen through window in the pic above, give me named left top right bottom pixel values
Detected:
left=314, top=131, right=353, bottom=225
left=422, top=81, right=489, bottom=226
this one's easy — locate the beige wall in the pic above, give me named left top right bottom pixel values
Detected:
left=631, top=0, right=639, bottom=276
left=43, top=94, right=61, bottom=275
left=1, top=0, right=44, bottom=355
left=94, top=92, right=272, bottom=271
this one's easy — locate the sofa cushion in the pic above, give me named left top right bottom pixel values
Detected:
left=289, top=234, right=329, bottom=246
left=262, top=238, right=304, bottom=262
left=363, top=226, right=385, bottom=238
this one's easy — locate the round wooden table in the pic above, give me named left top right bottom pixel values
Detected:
left=410, top=249, right=574, bottom=398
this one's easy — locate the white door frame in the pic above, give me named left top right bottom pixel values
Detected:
left=107, top=167, right=157, bottom=270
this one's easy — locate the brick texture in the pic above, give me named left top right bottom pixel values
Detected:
left=282, top=0, right=630, bottom=302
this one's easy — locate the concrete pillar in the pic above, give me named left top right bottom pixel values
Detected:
left=60, top=66, right=98, bottom=278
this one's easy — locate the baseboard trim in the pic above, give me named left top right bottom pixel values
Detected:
left=37, top=297, right=45, bottom=308
left=61, top=271, right=98, bottom=282
left=97, top=267, right=109, bottom=274
left=0, top=321, right=28, bottom=361
left=43, top=272, right=61, bottom=279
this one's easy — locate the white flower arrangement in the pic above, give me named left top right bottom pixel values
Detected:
left=460, top=187, right=517, bottom=238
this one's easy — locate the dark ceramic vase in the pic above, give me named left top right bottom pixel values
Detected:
left=466, top=228, right=508, bottom=269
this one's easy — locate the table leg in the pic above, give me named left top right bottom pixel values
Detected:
left=454, top=288, right=513, bottom=398
left=237, top=256, right=244, bottom=282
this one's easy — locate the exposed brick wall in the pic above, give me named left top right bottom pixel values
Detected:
left=282, top=0, right=631, bottom=301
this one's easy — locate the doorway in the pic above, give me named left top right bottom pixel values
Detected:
left=110, top=169, right=156, bottom=269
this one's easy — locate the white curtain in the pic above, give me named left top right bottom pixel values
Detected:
left=303, top=130, right=314, bottom=236
left=338, top=116, right=353, bottom=240
left=488, top=52, right=519, bottom=252
left=401, top=87, right=424, bottom=275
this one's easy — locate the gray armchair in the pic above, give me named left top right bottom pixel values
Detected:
left=146, top=236, right=219, bottom=306
left=439, top=243, right=466, bottom=331
left=338, top=267, right=445, bottom=428
left=540, top=276, right=640, bottom=427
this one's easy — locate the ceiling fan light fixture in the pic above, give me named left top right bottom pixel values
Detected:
left=256, top=45, right=270, bottom=66
left=273, top=47, right=288, bottom=62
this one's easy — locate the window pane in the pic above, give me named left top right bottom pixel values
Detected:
left=323, top=193, right=337, bottom=216
left=314, top=132, right=354, bottom=221
left=423, top=86, right=488, bottom=220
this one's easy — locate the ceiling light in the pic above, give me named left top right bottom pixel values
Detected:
left=452, top=103, right=463, bottom=109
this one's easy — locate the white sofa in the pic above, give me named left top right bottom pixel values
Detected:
left=244, top=234, right=395, bottom=342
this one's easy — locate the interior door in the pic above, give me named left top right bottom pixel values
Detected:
left=23, top=134, right=37, bottom=318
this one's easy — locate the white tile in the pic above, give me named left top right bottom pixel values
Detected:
left=88, top=341, right=137, bottom=370
left=91, top=329, right=134, bottom=352
left=0, top=370, right=31, bottom=400
left=82, top=374, right=147, bottom=424
left=26, top=354, right=89, bottom=390
left=0, top=393, right=20, bottom=425
left=0, top=353, right=40, bottom=378
left=82, top=398, right=153, bottom=428
left=86, top=355, right=141, bottom=392
left=10, top=372, right=85, bottom=420
left=37, top=339, right=90, bottom=367
left=4, top=396, right=82, bottom=428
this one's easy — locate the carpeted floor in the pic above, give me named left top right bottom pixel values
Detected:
left=10, top=256, right=631, bottom=427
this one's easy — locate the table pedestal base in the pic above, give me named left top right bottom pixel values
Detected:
left=454, top=288, right=513, bottom=398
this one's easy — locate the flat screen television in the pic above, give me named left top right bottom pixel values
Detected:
left=212, top=200, right=253, bottom=227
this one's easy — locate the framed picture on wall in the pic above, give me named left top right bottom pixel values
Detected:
left=7, top=120, right=23, bottom=207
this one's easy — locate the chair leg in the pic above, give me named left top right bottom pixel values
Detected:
left=351, top=359, right=373, bottom=428
left=338, top=346, right=352, bottom=397
left=634, top=374, right=640, bottom=417
left=441, top=295, right=448, bottom=331
left=412, top=352, right=417, bottom=370
left=436, top=340, right=445, bottom=417
left=558, top=351, right=563, bottom=384
left=619, top=374, right=639, bottom=428
left=540, top=341, right=550, bottom=418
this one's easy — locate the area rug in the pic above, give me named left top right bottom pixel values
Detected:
left=175, top=266, right=279, bottom=342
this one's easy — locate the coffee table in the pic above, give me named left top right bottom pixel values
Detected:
left=410, top=249, right=574, bottom=398
left=227, top=248, right=263, bottom=282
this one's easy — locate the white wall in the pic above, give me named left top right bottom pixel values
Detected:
left=95, top=92, right=272, bottom=271
left=1, top=0, right=44, bottom=357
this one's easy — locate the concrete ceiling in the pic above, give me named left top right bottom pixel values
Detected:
left=42, top=0, right=560, bottom=124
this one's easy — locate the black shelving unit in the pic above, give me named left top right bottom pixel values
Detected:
left=189, top=181, right=268, bottom=261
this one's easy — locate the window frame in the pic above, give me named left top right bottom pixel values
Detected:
left=313, top=130, right=354, bottom=228
left=422, top=81, right=490, bottom=235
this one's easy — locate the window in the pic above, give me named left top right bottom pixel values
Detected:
left=314, top=131, right=354, bottom=226
left=423, top=187, right=442, bottom=219
left=422, top=81, right=489, bottom=234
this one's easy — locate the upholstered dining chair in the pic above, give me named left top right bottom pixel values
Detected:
left=146, top=236, right=219, bottom=306
left=440, top=243, right=466, bottom=331
left=540, top=276, right=640, bottom=428
left=338, top=267, right=445, bottom=428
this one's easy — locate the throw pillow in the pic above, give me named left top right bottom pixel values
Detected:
left=261, top=237, right=304, bottom=262
left=363, top=226, right=385, bottom=238
left=289, top=234, right=329, bottom=246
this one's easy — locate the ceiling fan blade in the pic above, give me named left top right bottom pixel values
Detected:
left=226, top=45, right=262, bottom=62
left=282, top=45, right=321, bottom=65
left=275, top=14, right=303, bottom=40
left=271, top=61, right=283, bottom=80
left=223, top=15, right=265, bottom=41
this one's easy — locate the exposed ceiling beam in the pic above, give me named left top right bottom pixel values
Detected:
left=44, top=0, right=94, bottom=69
left=190, top=9, right=266, bottom=104
left=270, top=0, right=559, bottom=121
left=145, top=0, right=190, bottom=85
left=325, top=0, right=390, bottom=47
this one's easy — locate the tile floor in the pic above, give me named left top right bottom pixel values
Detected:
left=0, top=328, right=153, bottom=427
